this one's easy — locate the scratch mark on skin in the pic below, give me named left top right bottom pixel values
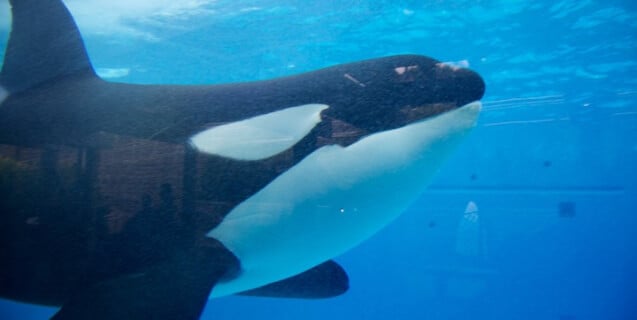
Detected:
left=344, top=73, right=366, bottom=87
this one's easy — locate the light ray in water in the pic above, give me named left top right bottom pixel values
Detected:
left=482, top=117, right=570, bottom=127
left=482, top=95, right=566, bottom=111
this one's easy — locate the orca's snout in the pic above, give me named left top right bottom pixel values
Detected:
left=454, top=67, right=486, bottom=105
left=434, top=64, right=486, bottom=107
left=305, top=55, right=486, bottom=135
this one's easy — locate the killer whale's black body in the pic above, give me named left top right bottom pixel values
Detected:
left=0, top=0, right=485, bottom=319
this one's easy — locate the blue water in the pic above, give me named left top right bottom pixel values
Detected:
left=1, top=0, right=636, bottom=319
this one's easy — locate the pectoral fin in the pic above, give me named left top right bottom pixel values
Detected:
left=238, top=260, right=349, bottom=299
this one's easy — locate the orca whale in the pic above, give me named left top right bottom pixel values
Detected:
left=0, top=0, right=485, bottom=319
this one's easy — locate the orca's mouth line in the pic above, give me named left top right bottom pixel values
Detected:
left=391, top=100, right=482, bottom=132
left=393, top=101, right=483, bottom=133
left=398, top=102, right=459, bottom=124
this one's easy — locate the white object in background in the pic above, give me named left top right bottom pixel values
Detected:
left=455, top=200, right=486, bottom=258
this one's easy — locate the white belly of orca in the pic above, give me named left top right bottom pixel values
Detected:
left=208, top=101, right=482, bottom=297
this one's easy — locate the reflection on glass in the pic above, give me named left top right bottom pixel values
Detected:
left=455, top=201, right=488, bottom=260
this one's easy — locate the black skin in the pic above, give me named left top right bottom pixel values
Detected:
left=0, top=0, right=485, bottom=318
left=0, top=55, right=484, bottom=147
left=0, top=55, right=484, bottom=305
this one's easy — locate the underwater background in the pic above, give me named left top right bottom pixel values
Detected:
left=0, top=0, right=635, bottom=319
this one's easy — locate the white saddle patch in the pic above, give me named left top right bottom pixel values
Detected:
left=189, top=103, right=328, bottom=160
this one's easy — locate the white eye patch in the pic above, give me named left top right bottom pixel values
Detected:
left=189, top=103, right=329, bottom=161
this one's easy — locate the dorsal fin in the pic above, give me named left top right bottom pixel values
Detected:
left=0, top=0, right=96, bottom=93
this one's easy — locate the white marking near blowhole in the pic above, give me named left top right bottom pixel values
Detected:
left=438, top=60, right=470, bottom=70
